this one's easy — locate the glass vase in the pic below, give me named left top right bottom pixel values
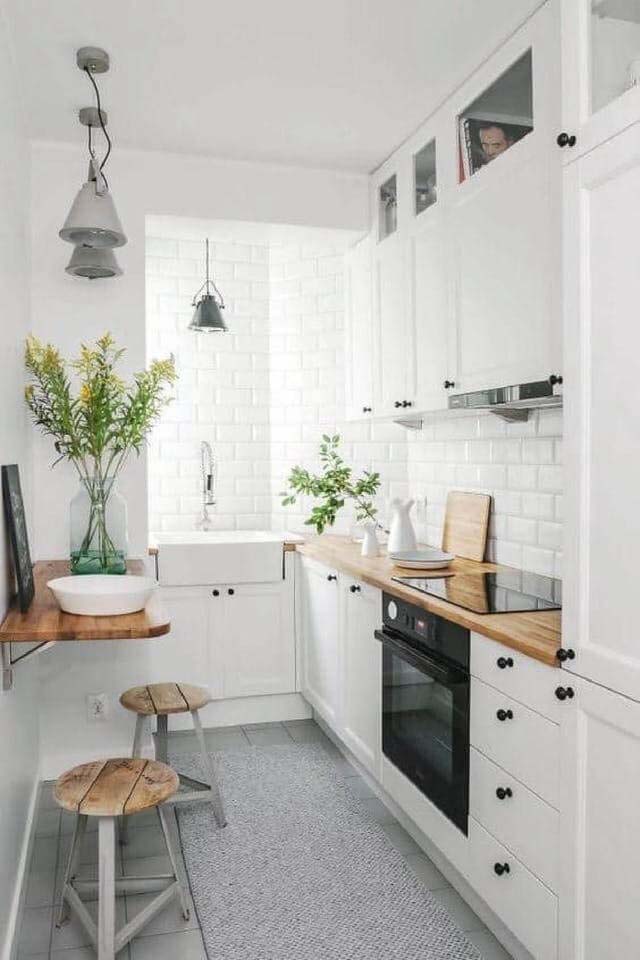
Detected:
left=70, top=473, right=128, bottom=575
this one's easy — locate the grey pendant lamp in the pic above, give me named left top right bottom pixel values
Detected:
left=65, top=245, right=122, bottom=279
left=59, top=48, right=126, bottom=268
left=189, top=239, right=227, bottom=332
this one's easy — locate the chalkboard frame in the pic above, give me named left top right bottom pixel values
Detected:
left=2, top=464, right=34, bottom=613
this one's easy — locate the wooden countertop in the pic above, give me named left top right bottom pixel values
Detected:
left=0, top=560, right=170, bottom=643
left=297, top=535, right=562, bottom=667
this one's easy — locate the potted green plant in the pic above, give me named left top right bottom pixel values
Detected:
left=281, top=434, right=381, bottom=539
left=25, top=332, right=176, bottom=574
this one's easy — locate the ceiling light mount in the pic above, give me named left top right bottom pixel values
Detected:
left=79, top=106, right=108, bottom=128
left=76, top=47, right=110, bottom=74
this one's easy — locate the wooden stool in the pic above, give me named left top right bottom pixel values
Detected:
left=120, top=682, right=226, bottom=827
left=55, top=758, right=189, bottom=960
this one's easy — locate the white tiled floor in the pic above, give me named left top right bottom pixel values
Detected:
left=18, top=720, right=512, bottom=960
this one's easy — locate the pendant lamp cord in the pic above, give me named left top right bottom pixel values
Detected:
left=84, top=66, right=112, bottom=181
left=191, top=238, right=225, bottom=308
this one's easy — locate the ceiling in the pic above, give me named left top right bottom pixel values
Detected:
left=7, top=0, right=541, bottom=173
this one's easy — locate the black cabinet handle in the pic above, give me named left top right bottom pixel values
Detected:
left=350, top=584, right=361, bottom=593
left=555, top=686, right=575, bottom=701
left=394, top=401, right=403, bottom=408
left=556, top=132, right=576, bottom=148
left=497, top=657, right=514, bottom=669
left=549, top=373, right=563, bottom=386
left=327, top=574, right=337, bottom=582
left=228, top=588, right=235, bottom=596
left=402, top=400, right=413, bottom=408
left=494, top=862, right=511, bottom=876
left=556, top=647, right=576, bottom=662
left=362, top=406, right=372, bottom=413
left=496, top=786, right=513, bottom=800
left=496, top=708, right=514, bottom=722
left=212, top=589, right=220, bottom=597
left=443, top=380, right=455, bottom=389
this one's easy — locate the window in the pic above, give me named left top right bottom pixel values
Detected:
left=414, top=140, right=437, bottom=215
left=458, top=50, right=533, bottom=182
left=591, top=0, right=640, bottom=115
left=379, top=175, right=397, bottom=239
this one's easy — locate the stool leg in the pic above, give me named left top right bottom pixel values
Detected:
left=121, top=714, right=148, bottom=846
left=191, top=709, right=227, bottom=827
left=98, top=817, right=116, bottom=960
left=157, top=805, right=190, bottom=921
left=156, top=714, right=169, bottom=764
left=56, top=814, right=88, bottom=927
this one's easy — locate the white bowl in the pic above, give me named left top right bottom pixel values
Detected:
left=390, top=549, right=455, bottom=570
left=47, top=575, right=157, bottom=617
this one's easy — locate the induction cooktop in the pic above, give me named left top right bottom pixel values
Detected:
left=392, top=570, right=562, bottom=615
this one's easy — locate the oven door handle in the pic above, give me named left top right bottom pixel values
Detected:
left=375, top=628, right=467, bottom=685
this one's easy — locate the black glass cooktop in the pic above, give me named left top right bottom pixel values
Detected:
left=392, top=571, right=562, bottom=615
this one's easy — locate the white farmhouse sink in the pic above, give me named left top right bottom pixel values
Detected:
left=152, top=531, right=288, bottom=586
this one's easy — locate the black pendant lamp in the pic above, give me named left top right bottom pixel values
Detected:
left=189, top=239, right=227, bottom=332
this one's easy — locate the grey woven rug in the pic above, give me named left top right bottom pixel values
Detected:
left=173, top=742, right=482, bottom=960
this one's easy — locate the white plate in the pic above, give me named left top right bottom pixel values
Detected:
left=390, top=549, right=454, bottom=570
left=47, top=575, right=157, bottom=617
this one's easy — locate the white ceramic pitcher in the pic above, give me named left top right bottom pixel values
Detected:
left=387, top=498, right=417, bottom=554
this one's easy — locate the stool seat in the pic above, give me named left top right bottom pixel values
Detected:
left=55, top=758, right=178, bottom=817
left=120, top=682, right=211, bottom=716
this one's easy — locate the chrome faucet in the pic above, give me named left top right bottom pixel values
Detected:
left=197, top=441, right=216, bottom=530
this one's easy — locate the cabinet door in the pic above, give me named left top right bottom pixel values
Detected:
left=339, top=579, right=382, bottom=775
left=563, top=120, right=640, bottom=699
left=410, top=205, right=451, bottom=411
left=562, top=0, right=640, bottom=161
left=156, top=587, right=224, bottom=699
left=220, top=582, right=295, bottom=699
left=344, top=234, right=374, bottom=420
left=299, top=557, right=341, bottom=726
left=559, top=677, right=640, bottom=959
left=449, top=1, right=561, bottom=394
left=373, top=231, right=415, bottom=416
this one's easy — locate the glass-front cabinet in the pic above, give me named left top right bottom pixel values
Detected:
left=562, top=0, right=640, bottom=158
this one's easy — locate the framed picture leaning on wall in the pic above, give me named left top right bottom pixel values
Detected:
left=2, top=464, right=34, bottom=612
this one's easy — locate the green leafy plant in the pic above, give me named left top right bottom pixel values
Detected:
left=281, top=434, right=381, bottom=535
left=25, top=332, right=177, bottom=572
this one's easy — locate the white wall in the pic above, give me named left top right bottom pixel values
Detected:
left=0, top=6, right=40, bottom=958
left=29, top=141, right=369, bottom=560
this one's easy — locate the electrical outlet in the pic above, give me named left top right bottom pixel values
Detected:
left=87, top=693, right=109, bottom=722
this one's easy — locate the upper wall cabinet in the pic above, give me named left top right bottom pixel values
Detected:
left=449, top=1, right=562, bottom=395
left=344, top=234, right=374, bottom=419
left=562, top=0, right=640, bottom=160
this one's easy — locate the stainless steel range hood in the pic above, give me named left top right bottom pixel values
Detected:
left=447, top=379, right=563, bottom=421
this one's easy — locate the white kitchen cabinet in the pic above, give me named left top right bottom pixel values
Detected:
left=559, top=676, right=640, bottom=959
left=339, top=578, right=381, bottom=776
left=561, top=0, right=640, bottom=162
left=219, top=582, right=295, bottom=699
left=563, top=118, right=640, bottom=700
left=448, top=0, right=562, bottom=395
left=344, top=234, right=375, bottom=420
left=154, top=586, right=224, bottom=699
left=372, top=229, right=416, bottom=416
left=299, top=556, right=341, bottom=727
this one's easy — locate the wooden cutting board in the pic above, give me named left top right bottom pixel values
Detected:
left=442, top=491, right=491, bottom=562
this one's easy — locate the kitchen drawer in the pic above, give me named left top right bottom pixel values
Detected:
left=470, top=747, right=559, bottom=891
left=470, top=677, right=560, bottom=808
left=469, top=817, right=557, bottom=960
left=471, top=632, right=562, bottom=722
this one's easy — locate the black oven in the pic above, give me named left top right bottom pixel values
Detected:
left=376, top=593, right=470, bottom=834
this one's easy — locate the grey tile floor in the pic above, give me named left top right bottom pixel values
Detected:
left=18, top=719, right=512, bottom=960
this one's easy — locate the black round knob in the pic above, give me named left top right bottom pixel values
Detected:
left=556, top=132, right=576, bottom=148
left=228, top=588, right=235, bottom=596
left=549, top=374, right=563, bottom=386
left=394, top=401, right=403, bottom=408
left=555, top=686, right=575, bottom=701
left=362, top=406, right=372, bottom=413
left=494, top=862, right=511, bottom=876
left=443, top=380, right=455, bottom=389
left=212, top=589, right=220, bottom=597
left=327, top=574, right=337, bottom=582
left=497, top=657, right=514, bottom=669
left=350, top=584, right=361, bottom=593
left=556, top=647, right=576, bottom=662
left=496, top=786, right=513, bottom=800
left=496, top=708, right=514, bottom=722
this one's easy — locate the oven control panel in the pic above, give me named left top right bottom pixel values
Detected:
left=382, top=592, right=470, bottom=671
